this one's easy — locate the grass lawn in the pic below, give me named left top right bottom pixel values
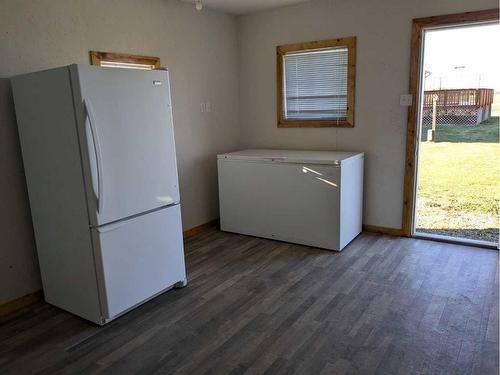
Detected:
left=416, top=117, right=500, bottom=243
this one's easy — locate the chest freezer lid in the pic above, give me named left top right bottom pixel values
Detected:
left=217, top=149, right=363, bottom=165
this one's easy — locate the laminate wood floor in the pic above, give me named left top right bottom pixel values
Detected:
left=1, top=230, right=498, bottom=374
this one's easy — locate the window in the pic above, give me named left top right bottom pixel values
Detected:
left=276, top=37, right=356, bottom=127
left=89, top=51, right=160, bottom=70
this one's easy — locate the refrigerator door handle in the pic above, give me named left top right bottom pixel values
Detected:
left=83, top=99, right=104, bottom=214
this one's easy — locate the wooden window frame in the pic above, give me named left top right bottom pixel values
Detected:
left=402, top=8, right=499, bottom=237
left=276, top=37, right=356, bottom=128
left=89, top=51, right=160, bottom=69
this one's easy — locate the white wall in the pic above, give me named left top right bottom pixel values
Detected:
left=237, top=0, right=497, bottom=229
left=0, top=0, right=240, bottom=304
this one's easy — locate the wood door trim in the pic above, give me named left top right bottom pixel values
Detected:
left=402, top=8, right=499, bottom=236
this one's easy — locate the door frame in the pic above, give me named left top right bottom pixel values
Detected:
left=402, top=8, right=500, bottom=237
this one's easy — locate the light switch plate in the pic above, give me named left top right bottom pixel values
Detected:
left=400, top=94, right=413, bottom=106
left=200, top=102, right=211, bottom=113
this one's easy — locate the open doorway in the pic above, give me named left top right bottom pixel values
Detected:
left=413, top=22, right=499, bottom=246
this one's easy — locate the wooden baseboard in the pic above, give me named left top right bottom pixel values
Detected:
left=363, top=224, right=405, bottom=237
left=183, top=219, right=219, bottom=239
left=0, top=290, right=43, bottom=317
left=183, top=221, right=404, bottom=238
left=185, top=221, right=404, bottom=238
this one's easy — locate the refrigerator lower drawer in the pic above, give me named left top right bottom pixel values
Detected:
left=92, top=205, right=186, bottom=319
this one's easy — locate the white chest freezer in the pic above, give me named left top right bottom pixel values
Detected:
left=217, top=149, right=364, bottom=251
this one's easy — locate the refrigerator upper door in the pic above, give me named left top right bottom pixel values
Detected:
left=73, top=65, right=180, bottom=226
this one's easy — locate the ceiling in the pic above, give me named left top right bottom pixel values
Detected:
left=182, top=0, right=311, bottom=15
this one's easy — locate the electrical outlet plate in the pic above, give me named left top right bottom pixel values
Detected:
left=200, top=102, right=211, bottom=113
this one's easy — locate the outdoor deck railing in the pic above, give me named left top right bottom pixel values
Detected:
left=423, top=88, right=494, bottom=108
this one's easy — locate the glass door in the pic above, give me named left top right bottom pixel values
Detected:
left=414, top=23, right=500, bottom=246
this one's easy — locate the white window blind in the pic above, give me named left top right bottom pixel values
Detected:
left=283, top=47, right=348, bottom=121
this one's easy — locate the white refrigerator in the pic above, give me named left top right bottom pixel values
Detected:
left=12, top=65, right=187, bottom=325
